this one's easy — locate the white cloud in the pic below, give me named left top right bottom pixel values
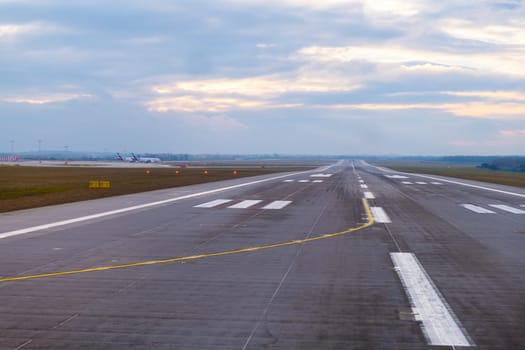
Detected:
left=147, top=71, right=358, bottom=112
left=3, top=93, right=92, bottom=105
left=318, top=102, right=525, bottom=119
left=146, top=95, right=301, bottom=113
left=295, top=45, right=525, bottom=76
left=0, top=22, right=65, bottom=40
left=441, top=19, right=525, bottom=46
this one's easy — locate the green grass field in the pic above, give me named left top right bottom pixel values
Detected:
left=372, top=160, right=525, bottom=188
left=0, top=165, right=313, bottom=213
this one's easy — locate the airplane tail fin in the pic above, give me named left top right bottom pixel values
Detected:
left=116, top=153, right=124, bottom=161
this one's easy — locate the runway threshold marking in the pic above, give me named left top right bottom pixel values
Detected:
left=228, top=200, right=263, bottom=209
left=0, top=198, right=374, bottom=283
left=194, top=199, right=233, bottom=208
left=391, top=253, right=473, bottom=347
left=262, top=200, right=292, bottom=210
left=460, top=204, right=496, bottom=214
left=489, top=204, right=525, bottom=214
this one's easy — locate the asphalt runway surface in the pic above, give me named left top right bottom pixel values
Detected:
left=0, top=160, right=524, bottom=349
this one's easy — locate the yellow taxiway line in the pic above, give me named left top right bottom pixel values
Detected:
left=0, top=198, right=374, bottom=283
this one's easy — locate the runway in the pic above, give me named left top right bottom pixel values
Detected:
left=0, top=160, right=523, bottom=349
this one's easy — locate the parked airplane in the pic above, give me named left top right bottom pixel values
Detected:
left=131, top=153, right=162, bottom=163
left=117, top=153, right=161, bottom=163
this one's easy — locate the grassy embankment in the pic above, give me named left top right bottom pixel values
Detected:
left=372, top=160, right=525, bottom=188
left=0, top=165, right=314, bottom=213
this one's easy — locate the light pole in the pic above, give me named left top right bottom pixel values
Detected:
left=64, top=145, right=69, bottom=165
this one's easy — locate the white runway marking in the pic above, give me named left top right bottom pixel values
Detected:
left=489, top=204, right=525, bottom=214
left=360, top=184, right=368, bottom=189
left=402, top=181, right=413, bottom=185
left=416, top=181, right=427, bottom=185
left=283, top=179, right=295, bottom=182
left=312, top=180, right=324, bottom=183
left=359, top=180, right=365, bottom=183
left=370, top=207, right=391, bottom=223
left=385, top=175, right=409, bottom=179
left=408, top=174, right=525, bottom=198
left=228, top=200, right=263, bottom=209
left=0, top=170, right=310, bottom=240
left=364, top=192, right=375, bottom=199
left=298, top=179, right=310, bottom=183
left=391, top=253, right=473, bottom=347
left=310, top=173, right=333, bottom=178
left=431, top=182, right=443, bottom=185
left=262, top=200, right=292, bottom=210
left=460, top=204, right=496, bottom=214
left=194, top=199, right=233, bottom=208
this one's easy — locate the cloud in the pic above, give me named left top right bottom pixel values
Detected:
left=147, top=71, right=359, bottom=112
left=318, top=101, right=525, bottom=119
left=146, top=95, right=301, bottom=113
left=500, top=129, right=525, bottom=137
left=0, top=22, right=65, bottom=40
left=441, top=19, right=525, bottom=46
left=295, top=45, right=525, bottom=76
left=3, top=93, right=92, bottom=105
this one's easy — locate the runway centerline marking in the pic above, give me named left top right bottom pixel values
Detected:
left=0, top=171, right=310, bottom=240
left=370, top=207, right=391, bottom=223
left=391, top=253, right=473, bottom=347
left=0, top=199, right=374, bottom=283
left=364, top=191, right=375, bottom=199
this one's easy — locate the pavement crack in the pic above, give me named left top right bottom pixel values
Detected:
left=241, top=201, right=330, bottom=350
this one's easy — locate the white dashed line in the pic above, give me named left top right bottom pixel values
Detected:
left=298, top=180, right=310, bottom=183
left=370, top=207, right=391, bottom=223
left=385, top=175, right=409, bottom=179
left=360, top=184, right=368, bottom=189
left=402, top=181, right=413, bottom=185
left=489, top=204, right=525, bottom=214
left=460, top=204, right=496, bottom=214
left=364, top=192, right=375, bottom=199
left=283, top=179, right=295, bottom=183
left=310, top=173, right=333, bottom=177
left=391, top=252, right=473, bottom=347
left=359, top=180, right=365, bottom=183
left=431, top=182, right=442, bottom=185
left=228, top=200, right=263, bottom=209
left=312, top=180, right=324, bottom=183
left=262, top=200, right=292, bottom=210
left=416, top=182, right=427, bottom=185
left=194, top=199, right=233, bottom=208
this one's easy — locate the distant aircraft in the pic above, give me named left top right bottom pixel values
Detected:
left=131, top=153, right=162, bottom=163
left=116, top=153, right=136, bottom=162
left=117, top=152, right=161, bottom=163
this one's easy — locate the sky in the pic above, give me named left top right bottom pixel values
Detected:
left=1, top=0, right=524, bottom=155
